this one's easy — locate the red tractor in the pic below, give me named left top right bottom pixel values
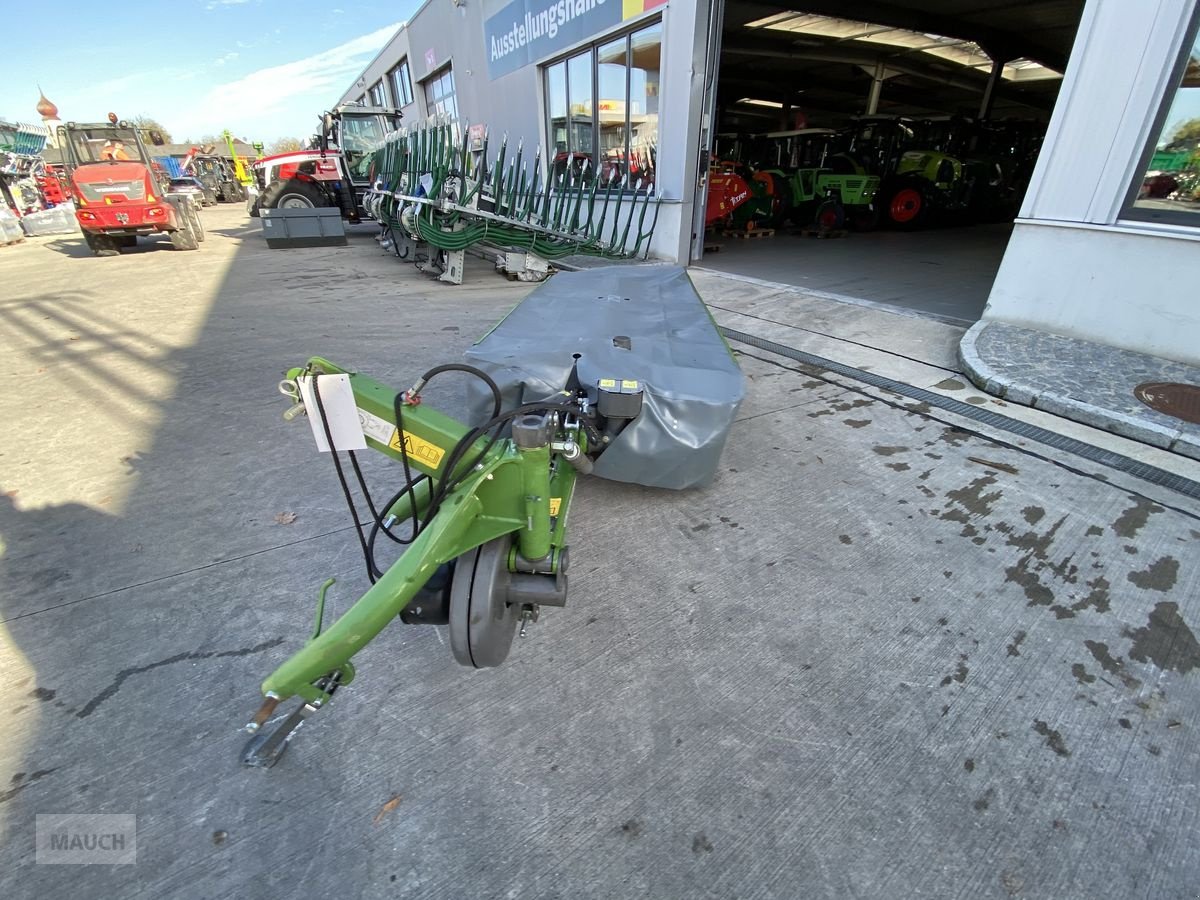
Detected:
left=251, top=105, right=401, bottom=222
left=59, top=116, right=203, bottom=256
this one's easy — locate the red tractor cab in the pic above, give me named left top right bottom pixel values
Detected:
left=58, top=119, right=203, bottom=256
left=251, top=105, right=401, bottom=222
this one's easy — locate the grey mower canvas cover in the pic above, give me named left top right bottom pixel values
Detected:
left=464, top=266, right=745, bottom=490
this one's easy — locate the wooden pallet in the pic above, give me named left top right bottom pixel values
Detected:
left=729, top=228, right=775, bottom=240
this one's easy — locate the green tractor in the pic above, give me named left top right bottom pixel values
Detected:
left=830, top=117, right=1022, bottom=229
left=746, top=129, right=880, bottom=230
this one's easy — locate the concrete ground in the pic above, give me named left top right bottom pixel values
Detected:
left=2, top=206, right=1199, bottom=899
left=696, top=222, right=1013, bottom=324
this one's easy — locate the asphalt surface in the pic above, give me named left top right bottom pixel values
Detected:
left=2, top=206, right=1199, bottom=899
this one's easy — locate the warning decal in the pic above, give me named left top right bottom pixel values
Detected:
left=389, top=428, right=447, bottom=469
left=549, top=497, right=562, bottom=516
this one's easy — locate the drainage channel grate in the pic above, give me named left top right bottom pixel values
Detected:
left=721, top=327, right=1200, bottom=503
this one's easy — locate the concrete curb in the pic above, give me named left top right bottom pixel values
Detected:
left=959, top=321, right=1200, bottom=462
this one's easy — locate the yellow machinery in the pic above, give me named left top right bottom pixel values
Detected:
left=222, top=130, right=259, bottom=186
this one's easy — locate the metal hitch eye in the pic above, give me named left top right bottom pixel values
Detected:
left=278, top=378, right=300, bottom=400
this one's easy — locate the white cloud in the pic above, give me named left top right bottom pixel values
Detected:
left=213, top=51, right=240, bottom=67
left=205, top=0, right=253, bottom=9
left=180, top=23, right=399, bottom=139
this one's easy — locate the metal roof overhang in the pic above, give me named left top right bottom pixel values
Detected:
left=719, top=0, right=1085, bottom=124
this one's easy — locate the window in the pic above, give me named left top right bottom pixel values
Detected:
left=424, top=68, right=458, bottom=120
left=390, top=60, right=414, bottom=107
left=1123, top=13, right=1200, bottom=227
left=368, top=81, right=387, bottom=107
left=542, top=22, right=661, bottom=189
left=340, top=115, right=393, bottom=181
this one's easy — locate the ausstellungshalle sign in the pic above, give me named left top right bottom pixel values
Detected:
left=484, top=0, right=621, bottom=79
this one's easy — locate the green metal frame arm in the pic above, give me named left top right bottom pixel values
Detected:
left=259, top=456, right=533, bottom=703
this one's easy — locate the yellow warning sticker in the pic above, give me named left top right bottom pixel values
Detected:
left=599, top=378, right=617, bottom=388
left=621, top=379, right=639, bottom=390
left=389, top=429, right=446, bottom=469
left=549, top=497, right=562, bottom=516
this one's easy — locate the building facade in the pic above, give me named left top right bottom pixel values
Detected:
left=981, top=0, right=1200, bottom=366
left=338, top=0, right=709, bottom=262
left=340, top=0, right=1200, bottom=365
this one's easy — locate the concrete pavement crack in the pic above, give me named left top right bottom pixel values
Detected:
left=75, top=638, right=286, bottom=719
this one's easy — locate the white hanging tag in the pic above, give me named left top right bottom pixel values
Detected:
left=297, top=374, right=367, bottom=452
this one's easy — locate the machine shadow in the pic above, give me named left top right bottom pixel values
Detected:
left=0, top=206, right=557, bottom=896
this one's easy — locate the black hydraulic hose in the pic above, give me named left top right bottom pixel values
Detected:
left=416, top=363, right=502, bottom=419
left=387, top=389, right=424, bottom=542
left=420, top=400, right=598, bottom=531
left=311, top=373, right=378, bottom=584
left=366, top=473, right=432, bottom=570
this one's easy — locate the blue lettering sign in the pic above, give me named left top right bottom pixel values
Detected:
left=484, top=0, right=621, bottom=79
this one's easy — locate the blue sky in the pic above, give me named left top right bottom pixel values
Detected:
left=0, top=0, right=417, bottom=145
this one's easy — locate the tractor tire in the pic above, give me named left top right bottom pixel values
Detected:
left=261, top=178, right=327, bottom=211
left=765, top=172, right=794, bottom=227
left=850, top=206, right=880, bottom=232
left=85, top=232, right=120, bottom=257
left=882, top=183, right=929, bottom=230
left=169, top=217, right=199, bottom=251
left=813, top=198, right=845, bottom=231
left=187, top=204, right=206, bottom=242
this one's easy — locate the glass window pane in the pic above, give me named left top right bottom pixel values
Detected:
left=390, top=61, right=414, bottom=107
left=597, top=38, right=629, bottom=184
left=546, top=61, right=568, bottom=161
left=1125, top=26, right=1200, bottom=226
left=567, top=51, right=594, bottom=173
left=629, top=24, right=661, bottom=189
left=425, top=69, right=458, bottom=120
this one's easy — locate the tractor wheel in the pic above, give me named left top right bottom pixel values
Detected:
left=814, top=198, right=845, bottom=231
left=884, top=184, right=928, bottom=230
left=850, top=206, right=880, bottom=232
left=261, top=178, right=326, bottom=210
left=765, top=173, right=794, bottom=227
left=169, top=217, right=199, bottom=251
left=187, top=204, right=206, bottom=242
left=85, top=232, right=120, bottom=257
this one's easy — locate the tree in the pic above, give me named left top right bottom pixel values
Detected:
left=267, top=137, right=304, bottom=155
left=1167, top=117, right=1200, bottom=148
left=130, top=115, right=173, bottom=146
